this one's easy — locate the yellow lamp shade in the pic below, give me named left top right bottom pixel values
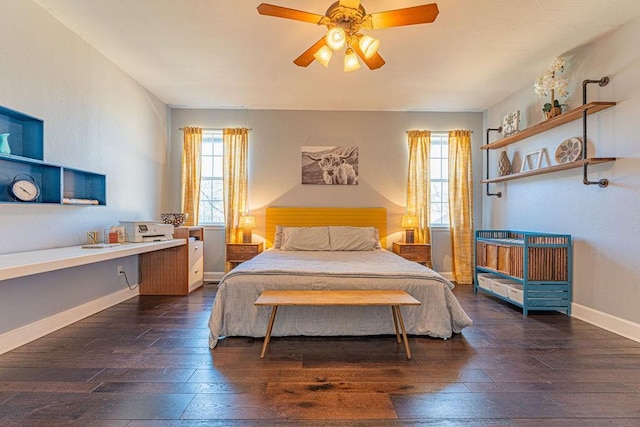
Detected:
left=401, top=215, right=419, bottom=228
left=343, top=48, right=361, bottom=72
left=238, top=215, right=256, bottom=229
left=313, top=45, right=332, bottom=67
left=326, top=27, right=346, bottom=51
left=358, top=35, right=380, bottom=59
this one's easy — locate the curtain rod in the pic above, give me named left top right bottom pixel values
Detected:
left=179, top=127, right=252, bottom=131
left=406, top=130, right=473, bottom=134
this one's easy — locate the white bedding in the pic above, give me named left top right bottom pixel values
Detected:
left=208, top=249, right=473, bottom=348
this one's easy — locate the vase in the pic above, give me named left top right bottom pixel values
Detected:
left=543, top=89, right=562, bottom=120
left=497, top=150, right=511, bottom=176
left=0, top=133, right=10, bottom=155
left=544, top=106, right=562, bottom=120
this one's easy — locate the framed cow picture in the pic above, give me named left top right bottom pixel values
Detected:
left=301, top=146, right=359, bottom=185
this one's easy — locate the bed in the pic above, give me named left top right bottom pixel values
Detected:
left=208, top=207, right=473, bottom=349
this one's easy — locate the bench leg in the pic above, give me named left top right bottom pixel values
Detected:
left=391, top=306, right=401, bottom=343
left=260, top=305, right=278, bottom=359
left=393, top=305, right=412, bottom=360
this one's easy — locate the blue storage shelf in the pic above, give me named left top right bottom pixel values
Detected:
left=474, top=230, right=572, bottom=316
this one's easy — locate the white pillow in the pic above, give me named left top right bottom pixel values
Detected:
left=329, top=226, right=378, bottom=251
left=273, top=225, right=286, bottom=249
left=281, top=226, right=331, bottom=251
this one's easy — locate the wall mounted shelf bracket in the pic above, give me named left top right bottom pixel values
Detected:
left=582, top=76, right=610, bottom=188
left=485, top=127, right=503, bottom=197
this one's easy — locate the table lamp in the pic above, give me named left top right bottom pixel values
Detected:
left=238, top=215, right=256, bottom=243
left=400, top=215, right=419, bottom=244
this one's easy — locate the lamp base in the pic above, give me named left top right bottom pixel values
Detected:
left=242, top=229, right=252, bottom=243
left=405, top=229, right=415, bottom=244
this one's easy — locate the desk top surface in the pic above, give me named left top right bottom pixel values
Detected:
left=0, top=239, right=185, bottom=281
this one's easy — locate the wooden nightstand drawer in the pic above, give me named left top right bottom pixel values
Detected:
left=392, top=242, right=432, bottom=267
left=226, top=242, right=264, bottom=263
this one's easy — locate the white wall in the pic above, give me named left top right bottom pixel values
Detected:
left=484, top=17, right=640, bottom=338
left=170, top=109, right=484, bottom=276
left=0, top=1, right=168, bottom=339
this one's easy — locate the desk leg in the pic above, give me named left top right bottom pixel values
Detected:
left=391, top=306, right=401, bottom=343
left=260, top=305, right=278, bottom=359
left=394, top=305, right=412, bottom=360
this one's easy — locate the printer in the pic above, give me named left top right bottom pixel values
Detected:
left=119, top=221, right=174, bottom=243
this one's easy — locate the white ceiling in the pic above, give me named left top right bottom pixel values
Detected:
left=34, top=0, right=640, bottom=112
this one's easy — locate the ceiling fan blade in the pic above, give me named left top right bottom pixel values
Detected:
left=257, top=3, right=325, bottom=24
left=352, top=42, right=385, bottom=70
left=370, top=3, right=439, bottom=29
left=339, top=0, right=361, bottom=9
left=293, top=38, right=327, bottom=67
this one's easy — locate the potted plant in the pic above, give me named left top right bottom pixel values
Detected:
left=534, top=57, right=568, bottom=120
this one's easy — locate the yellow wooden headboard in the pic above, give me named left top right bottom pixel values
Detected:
left=265, top=207, right=387, bottom=249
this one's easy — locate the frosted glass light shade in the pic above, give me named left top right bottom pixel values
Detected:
left=313, top=45, right=333, bottom=67
left=343, top=48, right=361, bottom=72
left=326, top=27, right=346, bottom=51
left=358, top=35, right=380, bottom=59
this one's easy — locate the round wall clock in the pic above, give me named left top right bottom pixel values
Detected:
left=9, top=174, right=40, bottom=202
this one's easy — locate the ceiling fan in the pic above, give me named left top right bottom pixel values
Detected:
left=257, top=0, right=439, bottom=72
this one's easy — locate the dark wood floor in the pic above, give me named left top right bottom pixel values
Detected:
left=0, top=284, right=639, bottom=426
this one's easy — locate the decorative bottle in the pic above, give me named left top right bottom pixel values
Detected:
left=0, top=133, right=10, bottom=155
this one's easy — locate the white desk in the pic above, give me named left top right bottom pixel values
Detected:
left=0, top=240, right=185, bottom=281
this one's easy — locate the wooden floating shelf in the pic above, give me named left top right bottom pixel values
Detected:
left=482, top=102, right=616, bottom=150
left=482, top=157, right=616, bottom=184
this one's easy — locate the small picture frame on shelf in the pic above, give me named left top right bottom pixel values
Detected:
left=521, top=148, right=549, bottom=172
left=502, top=110, right=520, bottom=137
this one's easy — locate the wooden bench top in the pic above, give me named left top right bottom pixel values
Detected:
left=254, top=289, right=421, bottom=306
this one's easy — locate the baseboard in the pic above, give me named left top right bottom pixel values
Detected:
left=205, top=271, right=225, bottom=283
left=0, top=286, right=139, bottom=355
left=572, top=303, right=640, bottom=343
left=439, top=271, right=454, bottom=281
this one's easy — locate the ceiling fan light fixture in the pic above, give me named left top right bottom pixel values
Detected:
left=343, top=48, right=361, bottom=72
left=326, top=27, right=346, bottom=51
left=358, top=35, right=380, bottom=59
left=313, top=45, right=333, bottom=67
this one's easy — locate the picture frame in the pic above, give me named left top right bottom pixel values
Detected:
left=521, top=148, right=548, bottom=172
left=502, top=110, right=520, bottom=137
left=301, top=146, right=359, bottom=185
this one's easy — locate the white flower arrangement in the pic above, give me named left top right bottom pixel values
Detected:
left=534, top=57, right=568, bottom=114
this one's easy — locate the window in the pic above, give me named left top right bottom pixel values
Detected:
left=430, top=132, right=449, bottom=226
left=199, top=130, right=224, bottom=224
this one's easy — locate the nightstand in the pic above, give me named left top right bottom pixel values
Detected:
left=226, top=242, right=264, bottom=269
left=392, top=241, right=432, bottom=268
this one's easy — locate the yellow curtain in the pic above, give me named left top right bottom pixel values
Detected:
left=406, top=130, right=431, bottom=265
left=181, top=127, right=202, bottom=226
left=448, top=130, right=474, bottom=284
left=223, top=128, right=249, bottom=272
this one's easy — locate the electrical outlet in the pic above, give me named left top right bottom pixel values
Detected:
left=117, top=265, right=124, bottom=276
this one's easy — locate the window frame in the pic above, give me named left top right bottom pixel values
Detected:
left=198, top=129, right=225, bottom=225
left=429, top=132, right=449, bottom=228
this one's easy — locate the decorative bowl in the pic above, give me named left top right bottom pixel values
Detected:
left=160, top=212, right=188, bottom=227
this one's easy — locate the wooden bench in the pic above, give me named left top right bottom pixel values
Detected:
left=254, top=289, right=421, bottom=360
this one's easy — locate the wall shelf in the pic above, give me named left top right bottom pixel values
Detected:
left=0, top=105, right=106, bottom=205
left=483, top=78, right=616, bottom=192
left=482, top=101, right=616, bottom=150
left=482, top=157, right=616, bottom=184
